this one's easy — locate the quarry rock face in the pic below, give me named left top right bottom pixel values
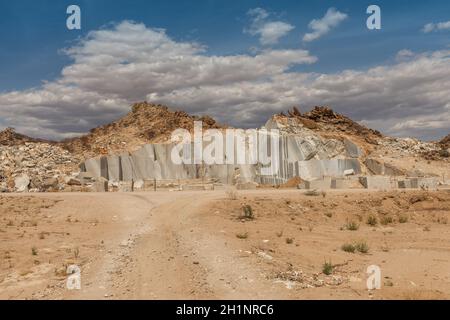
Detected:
left=0, top=104, right=448, bottom=192
left=78, top=129, right=363, bottom=186
left=76, top=108, right=447, bottom=191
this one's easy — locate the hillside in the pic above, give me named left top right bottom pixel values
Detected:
left=62, top=102, right=226, bottom=158
left=0, top=127, right=54, bottom=146
left=440, top=134, right=450, bottom=149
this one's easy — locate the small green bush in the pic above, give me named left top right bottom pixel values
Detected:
left=322, top=261, right=333, bottom=275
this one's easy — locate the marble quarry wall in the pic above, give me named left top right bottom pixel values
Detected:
left=79, top=134, right=363, bottom=184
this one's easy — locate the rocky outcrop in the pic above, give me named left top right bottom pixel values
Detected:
left=278, top=106, right=382, bottom=145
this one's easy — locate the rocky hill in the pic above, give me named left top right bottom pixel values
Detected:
left=62, top=102, right=226, bottom=158
left=0, top=127, right=53, bottom=146
left=270, top=106, right=383, bottom=156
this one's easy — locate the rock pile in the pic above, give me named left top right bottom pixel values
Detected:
left=378, top=137, right=441, bottom=156
left=375, top=135, right=449, bottom=161
left=0, top=142, right=81, bottom=192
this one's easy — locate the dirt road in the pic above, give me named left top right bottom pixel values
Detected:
left=1, top=189, right=449, bottom=300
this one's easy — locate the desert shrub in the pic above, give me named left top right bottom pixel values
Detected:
left=341, top=243, right=356, bottom=253
left=380, top=216, right=393, bottom=225
left=322, top=261, right=333, bottom=275
left=366, top=214, right=378, bottom=226
left=345, top=221, right=359, bottom=231
left=242, top=205, right=254, bottom=220
left=355, top=241, right=369, bottom=253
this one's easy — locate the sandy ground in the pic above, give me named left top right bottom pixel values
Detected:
left=0, top=188, right=449, bottom=300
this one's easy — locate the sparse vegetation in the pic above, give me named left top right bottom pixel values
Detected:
left=31, top=247, right=38, bottom=256
left=324, top=212, right=332, bottom=218
left=380, top=216, right=394, bottom=225
left=341, top=243, right=356, bottom=253
left=322, top=261, right=333, bottom=275
left=355, top=241, right=369, bottom=253
left=285, top=237, right=294, bottom=244
left=366, top=214, right=378, bottom=226
left=242, top=205, right=254, bottom=220
left=345, top=220, right=359, bottom=231
left=398, top=214, right=409, bottom=223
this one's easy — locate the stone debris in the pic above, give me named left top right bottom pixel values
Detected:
left=0, top=140, right=82, bottom=192
left=272, top=270, right=346, bottom=289
left=379, top=136, right=444, bottom=158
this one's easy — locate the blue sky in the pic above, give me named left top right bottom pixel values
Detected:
left=1, top=0, right=449, bottom=91
left=0, top=0, right=449, bottom=140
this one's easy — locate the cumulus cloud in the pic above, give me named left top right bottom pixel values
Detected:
left=245, top=8, right=295, bottom=45
left=149, top=50, right=450, bottom=140
left=423, top=21, right=450, bottom=33
left=303, top=8, right=348, bottom=42
left=0, top=21, right=449, bottom=141
left=395, top=49, right=415, bottom=62
left=0, top=21, right=314, bottom=139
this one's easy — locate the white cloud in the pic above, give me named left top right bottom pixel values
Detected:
left=395, top=49, right=415, bottom=62
left=303, top=8, right=348, bottom=42
left=245, top=8, right=295, bottom=45
left=0, top=21, right=449, bottom=141
left=0, top=21, right=314, bottom=139
left=423, top=21, right=450, bottom=33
